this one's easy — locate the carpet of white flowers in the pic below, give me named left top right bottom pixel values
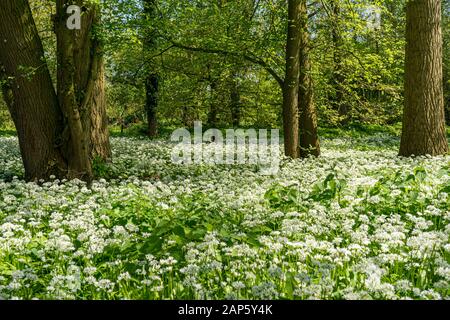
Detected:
left=0, top=133, right=449, bottom=300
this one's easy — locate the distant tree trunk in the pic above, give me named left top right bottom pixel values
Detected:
left=0, top=0, right=67, bottom=181
left=143, top=0, right=158, bottom=138
left=145, top=74, right=158, bottom=137
left=283, top=0, right=301, bottom=158
left=207, top=104, right=218, bottom=127
left=298, top=0, right=320, bottom=157
left=56, top=0, right=111, bottom=181
left=230, top=74, right=241, bottom=127
left=329, top=0, right=349, bottom=125
left=207, top=76, right=219, bottom=127
left=182, top=106, right=193, bottom=127
left=399, top=0, right=448, bottom=156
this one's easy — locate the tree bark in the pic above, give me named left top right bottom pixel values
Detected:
left=56, top=0, right=91, bottom=181
left=298, top=0, right=320, bottom=157
left=55, top=0, right=111, bottom=180
left=282, top=0, right=301, bottom=158
left=143, top=0, right=158, bottom=138
left=0, top=0, right=67, bottom=181
left=399, top=0, right=448, bottom=156
left=89, top=61, right=111, bottom=160
left=68, top=0, right=111, bottom=162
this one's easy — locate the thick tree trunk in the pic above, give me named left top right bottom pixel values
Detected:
left=56, top=0, right=92, bottom=180
left=55, top=0, right=111, bottom=180
left=70, top=1, right=111, bottom=161
left=283, top=0, right=301, bottom=158
left=298, top=0, right=320, bottom=158
left=0, top=0, right=67, bottom=181
left=89, top=61, right=111, bottom=160
left=399, top=0, right=448, bottom=156
left=143, top=0, right=158, bottom=138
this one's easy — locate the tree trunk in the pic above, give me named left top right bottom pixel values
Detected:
left=282, top=0, right=301, bottom=158
left=55, top=0, right=111, bottom=180
left=399, top=0, right=448, bottom=156
left=0, top=0, right=67, bottom=181
left=207, top=103, right=218, bottom=127
left=182, top=106, right=192, bottom=127
left=207, top=76, right=219, bottom=127
left=329, top=0, right=349, bottom=125
left=69, top=1, right=111, bottom=162
left=145, top=74, right=158, bottom=137
left=298, top=0, right=320, bottom=158
left=89, top=61, right=111, bottom=160
left=230, top=74, right=241, bottom=127
left=143, top=0, right=158, bottom=138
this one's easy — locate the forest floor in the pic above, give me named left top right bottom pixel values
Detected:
left=0, top=126, right=449, bottom=299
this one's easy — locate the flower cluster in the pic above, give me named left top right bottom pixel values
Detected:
left=0, top=134, right=448, bottom=300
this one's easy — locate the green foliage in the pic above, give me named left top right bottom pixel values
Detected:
left=96, top=0, right=423, bottom=130
left=1, top=0, right=443, bottom=134
left=92, top=156, right=120, bottom=179
left=0, top=93, right=13, bottom=130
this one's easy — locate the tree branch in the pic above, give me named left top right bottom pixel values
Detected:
left=169, top=41, right=285, bottom=88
